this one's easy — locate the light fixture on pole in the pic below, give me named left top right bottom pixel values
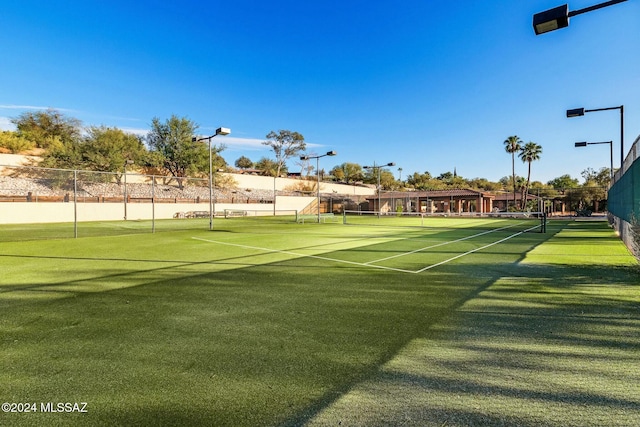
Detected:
left=567, top=105, right=624, bottom=170
left=300, top=150, right=337, bottom=223
left=123, top=159, right=134, bottom=220
left=363, top=162, right=395, bottom=218
left=193, top=127, right=231, bottom=230
left=533, top=0, right=628, bottom=35
left=575, top=141, right=614, bottom=180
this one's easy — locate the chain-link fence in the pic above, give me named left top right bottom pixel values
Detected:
left=0, top=165, right=284, bottom=241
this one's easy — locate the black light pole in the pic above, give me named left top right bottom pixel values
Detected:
left=193, top=127, right=231, bottom=230
left=300, top=151, right=337, bottom=223
left=567, top=106, right=624, bottom=171
left=533, top=0, right=628, bottom=35
left=575, top=141, right=614, bottom=180
left=363, top=162, right=395, bottom=217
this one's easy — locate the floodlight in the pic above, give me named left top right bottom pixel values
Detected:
left=533, top=4, right=569, bottom=35
left=533, top=1, right=628, bottom=35
left=566, top=105, right=624, bottom=168
left=567, top=108, right=585, bottom=118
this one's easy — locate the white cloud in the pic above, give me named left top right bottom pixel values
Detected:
left=0, top=104, right=75, bottom=112
left=120, top=127, right=150, bottom=137
left=220, top=137, right=323, bottom=151
left=222, top=137, right=267, bottom=151
left=0, top=117, right=15, bottom=131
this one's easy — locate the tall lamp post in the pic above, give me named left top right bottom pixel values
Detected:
left=193, top=127, right=231, bottom=230
left=575, top=141, right=614, bottom=180
left=300, top=150, right=337, bottom=223
left=567, top=105, right=624, bottom=171
left=123, top=159, right=134, bottom=220
left=363, top=162, right=395, bottom=217
left=533, top=0, right=628, bottom=35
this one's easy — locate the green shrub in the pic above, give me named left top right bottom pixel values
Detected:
left=0, top=130, right=36, bottom=153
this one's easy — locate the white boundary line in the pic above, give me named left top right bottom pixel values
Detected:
left=415, top=223, right=540, bottom=272
left=192, top=222, right=540, bottom=275
left=364, top=222, right=523, bottom=265
left=191, top=237, right=417, bottom=274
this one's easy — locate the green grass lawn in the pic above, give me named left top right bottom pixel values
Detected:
left=0, top=218, right=638, bottom=426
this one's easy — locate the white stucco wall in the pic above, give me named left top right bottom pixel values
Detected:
left=0, top=196, right=316, bottom=224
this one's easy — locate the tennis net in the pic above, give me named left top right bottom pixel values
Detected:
left=342, top=210, right=547, bottom=232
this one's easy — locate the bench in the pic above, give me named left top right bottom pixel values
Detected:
left=183, top=211, right=210, bottom=218
left=224, top=210, right=247, bottom=218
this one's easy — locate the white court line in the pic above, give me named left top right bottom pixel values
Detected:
left=193, top=222, right=540, bottom=275
left=191, top=237, right=417, bottom=274
left=415, top=223, right=540, bottom=272
left=364, top=222, right=523, bottom=265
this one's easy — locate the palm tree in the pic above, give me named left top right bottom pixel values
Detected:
left=503, top=136, right=522, bottom=210
left=519, top=142, right=543, bottom=210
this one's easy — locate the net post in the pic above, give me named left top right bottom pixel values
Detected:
left=343, top=210, right=346, bottom=224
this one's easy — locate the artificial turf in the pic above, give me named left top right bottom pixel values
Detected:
left=0, top=218, right=638, bottom=426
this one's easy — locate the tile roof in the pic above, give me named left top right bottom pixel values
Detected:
left=366, top=189, right=493, bottom=199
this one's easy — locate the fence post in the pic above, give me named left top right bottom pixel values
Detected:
left=74, top=170, right=78, bottom=238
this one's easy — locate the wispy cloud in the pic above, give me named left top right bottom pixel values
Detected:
left=218, top=137, right=266, bottom=151
left=0, top=104, right=76, bottom=112
left=205, top=136, right=322, bottom=152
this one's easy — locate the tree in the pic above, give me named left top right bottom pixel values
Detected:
left=435, top=171, right=466, bottom=189
left=146, top=115, right=215, bottom=189
left=518, top=141, right=542, bottom=209
left=437, top=171, right=453, bottom=181
left=580, top=167, right=610, bottom=213
left=76, top=126, right=147, bottom=181
left=581, top=167, right=611, bottom=187
left=255, top=157, right=279, bottom=177
left=593, top=167, right=612, bottom=188
left=330, top=165, right=345, bottom=182
left=547, top=174, right=579, bottom=190
left=407, top=171, right=433, bottom=190
left=11, top=109, right=82, bottom=150
left=467, top=178, right=502, bottom=191
left=503, top=135, right=522, bottom=209
left=235, top=156, right=253, bottom=169
left=38, top=139, right=82, bottom=170
left=379, top=169, right=396, bottom=190
left=263, top=130, right=306, bottom=177
left=330, top=162, right=364, bottom=184
left=302, top=158, right=315, bottom=177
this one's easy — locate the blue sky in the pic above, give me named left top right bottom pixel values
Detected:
left=1, top=0, right=638, bottom=183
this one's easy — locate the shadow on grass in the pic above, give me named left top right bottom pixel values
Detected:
left=302, top=262, right=640, bottom=426
left=2, top=220, right=638, bottom=426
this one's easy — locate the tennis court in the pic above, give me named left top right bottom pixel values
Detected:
left=1, top=215, right=638, bottom=426
left=193, top=212, right=547, bottom=274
